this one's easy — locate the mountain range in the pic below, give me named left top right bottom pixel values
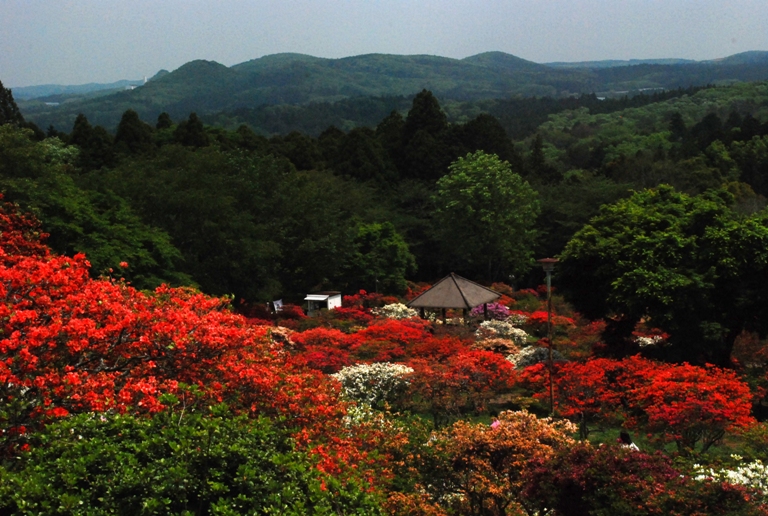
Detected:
left=15, top=50, right=768, bottom=135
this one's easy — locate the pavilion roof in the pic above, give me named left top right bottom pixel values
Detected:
left=406, top=273, right=500, bottom=310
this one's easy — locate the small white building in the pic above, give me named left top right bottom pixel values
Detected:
left=304, top=291, right=342, bottom=316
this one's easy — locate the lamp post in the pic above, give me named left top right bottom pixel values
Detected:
left=537, top=258, right=558, bottom=417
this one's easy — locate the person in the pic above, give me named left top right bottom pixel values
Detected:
left=619, top=430, right=639, bottom=451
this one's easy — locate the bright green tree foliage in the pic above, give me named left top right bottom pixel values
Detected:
left=560, top=185, right=768, bottom=365
left=0, top=407, right=383, bottom=515
left=0, top=125, right=189, bottom=289
left=433, top=150, right=539, bottom=281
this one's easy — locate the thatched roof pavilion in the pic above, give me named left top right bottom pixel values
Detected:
left=407, top=273, right=500, bottom=320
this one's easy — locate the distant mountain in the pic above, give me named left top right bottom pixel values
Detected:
left=705, top=51, right=768, bottom=65
left=546, top=58, right=696, bottom=69
left=11, top=79, right=146, bottom=100
left=16, top=50, right=768, bottom=134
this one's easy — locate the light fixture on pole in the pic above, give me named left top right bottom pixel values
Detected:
left=537, top=258, right=558, bottom=417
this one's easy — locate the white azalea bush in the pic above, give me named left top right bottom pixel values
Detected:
left=371, top=303, right=419, bottom=320
left=693, top=456, right=768, bottom=495
left=476, top=320, right=529, bottom=346
left=331, top=362, right=414, bottom=408
left=635, top=335, right=666, bottom=348
left=506, top=345, right=565, bottom=369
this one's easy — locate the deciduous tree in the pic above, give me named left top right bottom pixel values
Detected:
left=433, top=150, right=539, bottom=281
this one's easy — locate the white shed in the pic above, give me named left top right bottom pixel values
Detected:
left=304, top=291, right=342, bottom=316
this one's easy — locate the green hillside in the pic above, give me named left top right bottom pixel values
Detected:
left=17, top=51, right=768, bottom=135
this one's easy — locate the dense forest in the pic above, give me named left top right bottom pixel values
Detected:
left=0, top=74, right=768, bottom=301
left=4, top=78, right=768, bottom=304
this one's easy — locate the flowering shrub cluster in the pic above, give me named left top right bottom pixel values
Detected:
left=507, top=345, right=565, bottom=369
left=0, top=200, right=387, bottom=486
left=521, top=355, right=755, bottom=450
left=332, top=362, right=414, bottom=408
left=635, top=334, right=667, bottom=347
left=476, top=320, right=529, bottom=345
left=506, top=310, right=529, bottom=326
left=371, top=303, right=419, bottom=320
left=473, top=337, right=520, bottom=355
left=693, top=456, right=768, bottom=496
left=3, top=199, right=768, bottom=513
left=469, top=302, right=510, bottom=320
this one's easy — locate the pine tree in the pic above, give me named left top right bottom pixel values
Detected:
left=0, top=80, right=24, bottom=126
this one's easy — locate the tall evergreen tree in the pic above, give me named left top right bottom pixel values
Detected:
left=115, top=109, right=154, bottom=154
left=173, top=113, right=210, bottom=148
left=0, top=80, right=24, bottom=127
left=69, top=114, right=116, bottom=170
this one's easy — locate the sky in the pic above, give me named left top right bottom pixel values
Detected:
left=2, top=0, right=768, bottom=88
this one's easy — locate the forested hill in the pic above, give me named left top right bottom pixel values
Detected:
left=17, top=50, right=768, bottom=134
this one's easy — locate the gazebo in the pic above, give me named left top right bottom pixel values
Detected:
left=406, top=272, right=501, bottom=322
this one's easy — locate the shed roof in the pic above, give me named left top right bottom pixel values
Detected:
left=406, top=273, right=500, bottom=309
left=304, top=291, right=341, bottom=301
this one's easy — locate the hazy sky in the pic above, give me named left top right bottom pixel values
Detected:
left=3, top=0, right=767, bottom=87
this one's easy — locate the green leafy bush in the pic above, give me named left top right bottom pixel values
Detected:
left=0, top=405, right=382, bottom=515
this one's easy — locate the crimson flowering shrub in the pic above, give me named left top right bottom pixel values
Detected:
left=405, top=351, right=518, bottom=426
left=292, top=327, right=354, bottom=349
left=404, top=283, right=431, bottom=301
left=521, top=356, right=755, bottom=451
left=289, top=346, right=352, bottom=374
left=0, top=198, right=50, bottom=262
left=353, top=318, right=433, bottom=345
left=520, top=310, right=576, bottom=338
left=522, top=442, right=766, bottom=516
left=410, top=336, right=481, bottom=362
left=343, top=290, right=399, bottom=309
left=0, top=204, right=396, bottom=486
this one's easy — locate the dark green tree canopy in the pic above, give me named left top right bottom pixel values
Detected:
left=403, top=89, right=448, bottom=141
left=559, top=185, right=768, bottom=365
left=173, top=112, right=210, bottom=148
left=156, top=111, right=173, bottom=130
left=0, top=80, right=24, bottom=127
left=114, top=109, right=154, bottom=154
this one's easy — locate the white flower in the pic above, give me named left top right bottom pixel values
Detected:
left=371, top=303, right=419, bottom=320
left=692, top=457, right=768, bottom=494
left=507, top=345, right=564, bottom=368
left=476, top=320, right=529, bottom=346
left=635, top=335, right=665, bottom=348
left=332, top=362, right=414, bottom=407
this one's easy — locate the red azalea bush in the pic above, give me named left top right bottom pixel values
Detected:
left=405, top=351, right=518, bottom=426
left=0, top=203, right=394, bottom=484
left=343, top=289, right=399, bottom=309
left=292, top=327, right=354, bottom=349
left=521, top=355, right=756, bottom=451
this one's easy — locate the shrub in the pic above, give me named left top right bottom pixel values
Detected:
left=523, top=443, right=766, bottom=516
left=0, top=407, right=383, bottom=515
left=507, top=346, right=565, bottom=369
left=371, top=303, right=419, bottom=320
left=476, top=320, right=529, bottom=346
left=469, top=302, right=510, bottom=321
left=332, top=362, right=414, bottom=409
